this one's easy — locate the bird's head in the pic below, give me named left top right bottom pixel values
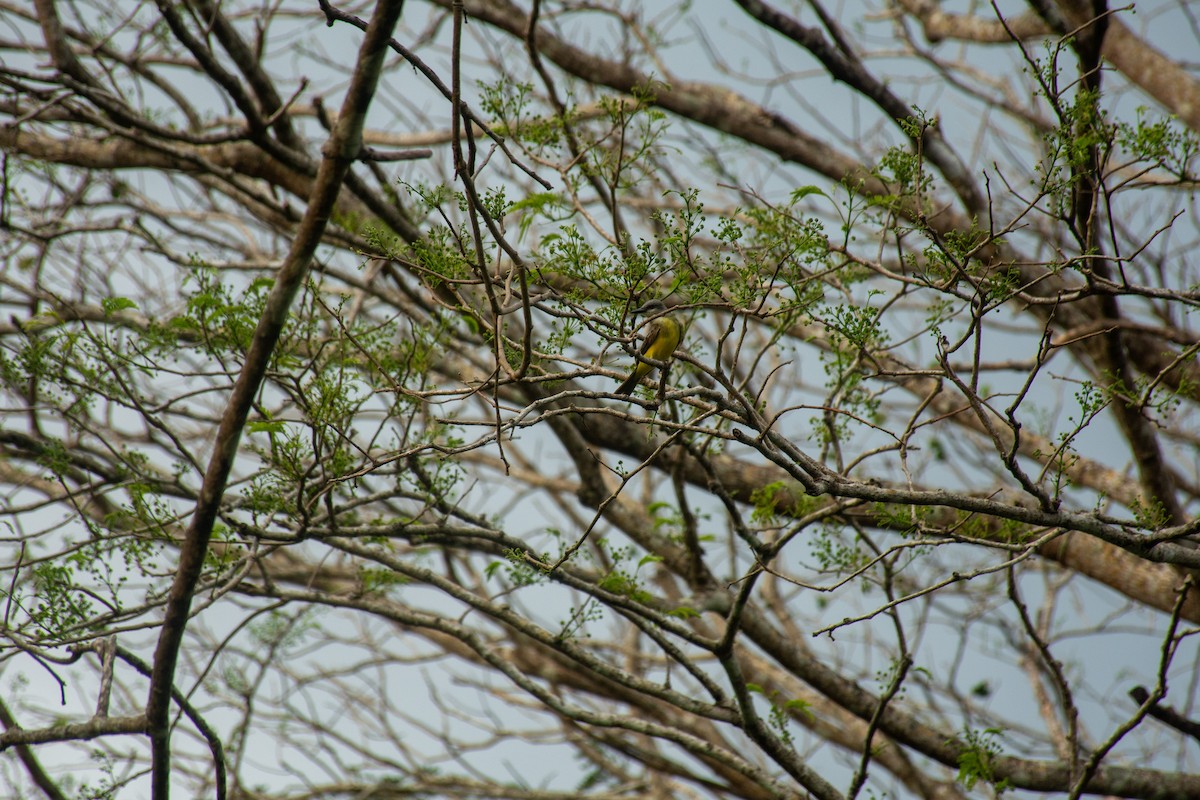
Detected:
left=631, top=299, right=668, bottom=317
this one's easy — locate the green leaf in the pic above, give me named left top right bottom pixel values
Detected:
left=101, top=297, right=138, bottom=315
left=790, top=185, right=827, bottom=202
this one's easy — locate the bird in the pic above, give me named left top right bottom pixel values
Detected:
left=615, top=300, right=682, bottom=396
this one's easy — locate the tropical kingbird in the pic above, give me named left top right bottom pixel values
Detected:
left=615, top=300, right=682, bottom=396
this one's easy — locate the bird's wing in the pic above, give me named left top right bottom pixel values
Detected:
left=638, top=321, right=663, bottom=356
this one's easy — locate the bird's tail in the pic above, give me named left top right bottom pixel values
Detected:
left=615, top=365, right=647, bottom=396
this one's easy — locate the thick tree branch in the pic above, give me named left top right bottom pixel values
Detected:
left=144, top=1, right=408, bottom=797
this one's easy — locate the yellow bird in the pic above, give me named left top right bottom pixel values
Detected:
left=615, top=300, right=683, bottom=396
